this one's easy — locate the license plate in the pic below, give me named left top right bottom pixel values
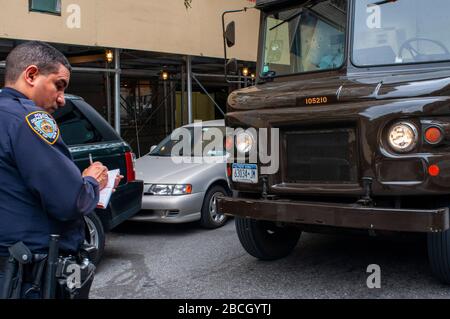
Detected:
left=232, top=164, right=258, bottom=184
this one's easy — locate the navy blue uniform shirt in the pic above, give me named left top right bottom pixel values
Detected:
left=0, top=87, right=100, bottom=255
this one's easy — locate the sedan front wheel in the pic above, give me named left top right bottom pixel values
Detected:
left=200, top=185, right=229, bottom=229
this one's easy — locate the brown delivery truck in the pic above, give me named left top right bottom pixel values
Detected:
left=218, top=0, right=450, bottom=284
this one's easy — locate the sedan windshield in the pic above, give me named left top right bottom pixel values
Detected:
left=353, top=0, right=450, bottom=66
left=148, top=126, right=226, bottom=157
left=261, top=0, right=347, bottom=77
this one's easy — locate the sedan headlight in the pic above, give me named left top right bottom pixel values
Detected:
left=387, top=122, right=418, bottom=153
left=146, top=184, right=192, bottom=195
left=235, top=131, right=255, bottom=154
left=172, top=184, right=192, bottom=195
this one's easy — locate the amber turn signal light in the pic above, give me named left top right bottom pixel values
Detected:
left=428, top=164, right=440, bottom=177
left=424, top=127, right=443, bottom=144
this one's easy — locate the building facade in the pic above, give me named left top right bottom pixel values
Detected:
left=0, top=0, right=259, bottom=60
left=0, top=0, right=260, bottom=154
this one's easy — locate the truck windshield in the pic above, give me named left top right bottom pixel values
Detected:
left=353, top=0, right=450, bottom=67
left=261, top=0, right=347, bottom=77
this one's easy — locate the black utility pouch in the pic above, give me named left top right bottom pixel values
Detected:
left=55, top=256, right=96, bottom=299
left=78, top=243, right=97, bottom=262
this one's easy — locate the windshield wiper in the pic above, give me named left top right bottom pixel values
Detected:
left=268, top=0, right=323, bottom=31
left=269, top=9, right=302, bottom=31
left=148, top=153, right=171, bottom=157
left=367, top=0, right=397, bottom=7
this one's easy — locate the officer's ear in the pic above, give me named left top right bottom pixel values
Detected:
left=24, top=65, right=40, bottom=86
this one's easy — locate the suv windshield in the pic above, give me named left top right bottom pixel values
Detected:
left=353, top=0, right=450, bottom=67
left=261, top=0, right=347, bottom=77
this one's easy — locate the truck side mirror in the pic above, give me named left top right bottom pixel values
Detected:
left=226, top=58, right=238, bottom=75
left=225, top=21, right=236, bottom=48
left=222, top=8, right=249, bottom=84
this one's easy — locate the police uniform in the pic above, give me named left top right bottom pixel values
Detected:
left=0, top=87, right=100, bottom=297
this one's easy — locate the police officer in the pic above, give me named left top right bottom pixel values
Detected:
left=0, top=41, right=116, bottom=298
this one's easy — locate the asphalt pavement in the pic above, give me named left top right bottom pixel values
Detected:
left=90, top=219, right=450, bottom=299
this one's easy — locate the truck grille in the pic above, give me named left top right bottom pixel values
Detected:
left=285, top=128, right=358, bottom=183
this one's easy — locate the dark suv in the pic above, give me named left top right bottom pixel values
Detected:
left=53, top=95, right=143, bottom=264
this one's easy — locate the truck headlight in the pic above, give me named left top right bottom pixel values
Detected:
left=387, top=122, right=418, bottom=153
left=146, top=184, right=192, bottom=195
left=236, top=131, right=255, bottom=154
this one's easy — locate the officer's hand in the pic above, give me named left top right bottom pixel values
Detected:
left=82, top=162, right=109, bottom=190
left=113, top=175, right=124, bottom=192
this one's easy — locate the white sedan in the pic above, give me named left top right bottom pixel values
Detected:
left=131, top=120, right=230, bottom=228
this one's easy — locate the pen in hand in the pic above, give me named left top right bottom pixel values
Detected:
left=84, top=154, right=108, bottom=189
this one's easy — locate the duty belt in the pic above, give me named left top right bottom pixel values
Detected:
left=0, top=256, right=9, bottom=271
left=0, top=239, right=96, bottom=299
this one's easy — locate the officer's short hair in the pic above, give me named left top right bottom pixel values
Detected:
left=5, top=41, right=72, bottom=84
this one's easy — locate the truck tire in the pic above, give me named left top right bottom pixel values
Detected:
left=84, top=212, right=106, bottom=266
left=235, top=217, right=301, bottom=260
left=428, top=230, right=450, bottom=284
left=200, top=185, right=229, bottom=229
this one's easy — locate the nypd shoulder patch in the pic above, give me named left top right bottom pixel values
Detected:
left=25, top=111, right=60, bottom=145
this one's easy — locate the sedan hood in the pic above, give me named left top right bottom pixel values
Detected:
left=135, top=155, right=224, bottom=185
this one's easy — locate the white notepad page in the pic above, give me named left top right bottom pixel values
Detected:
left=97, top=169, right=120, bottom=209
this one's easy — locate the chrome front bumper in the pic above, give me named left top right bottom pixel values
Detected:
left=131, top=192, right=205, bottom=223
